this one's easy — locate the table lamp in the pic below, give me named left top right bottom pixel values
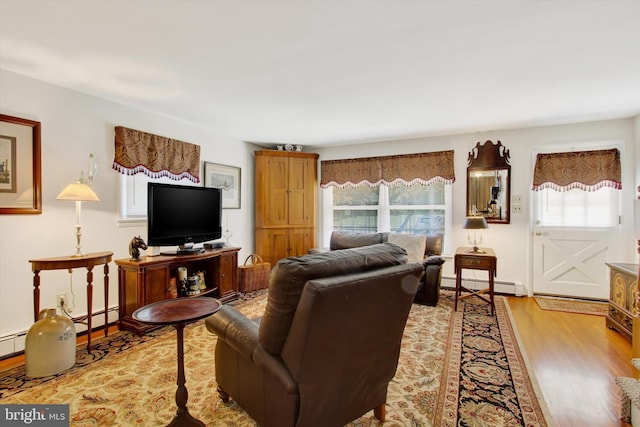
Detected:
left=463, top=216, right=488, bottom=253
left=56, top=178, right=100, bottom=257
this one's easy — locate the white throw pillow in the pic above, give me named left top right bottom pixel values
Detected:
left=388, top=234, right=427, bottom=264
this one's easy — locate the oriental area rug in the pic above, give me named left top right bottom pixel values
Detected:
left=534, top=295, right=608, bottom=316
left=0, top=291, right=549, bottom=426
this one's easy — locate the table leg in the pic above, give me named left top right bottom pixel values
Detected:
left=33, top=270, right=41, bottom=322
left=168, top=323, right=204, bottom=427
left=454, top=267, right=461, bottom=312
left=489, top=270, right=495, bottom=316
left=86, top=267, right=94, bottom=353
left=103, top=263, right=109, bottom=338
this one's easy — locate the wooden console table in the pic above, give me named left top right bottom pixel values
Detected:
left=454, top=247, right=497, bottom=316
left=116, top=247, right=239, bottom=334
left=29, top=251, right=113, bottom=352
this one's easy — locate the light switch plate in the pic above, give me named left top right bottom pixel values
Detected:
left=513, top=195, right=523, bottom=204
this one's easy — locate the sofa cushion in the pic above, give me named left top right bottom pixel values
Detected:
left=259, top=242, right=408, bottom=355
left=329, top=232, right=385, bottom=250
left=388, top=233, right=427, bottom=263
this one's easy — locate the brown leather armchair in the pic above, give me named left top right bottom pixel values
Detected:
left=205, top=243, right=423, bottom=427
left=315, top=231, right=445, bottom=306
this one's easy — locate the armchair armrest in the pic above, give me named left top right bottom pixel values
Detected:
left=423, top=255, right=445, bottom=266
left=205, top=305, right=297, bottom=393
left=206, top=305, right=261, bottom=357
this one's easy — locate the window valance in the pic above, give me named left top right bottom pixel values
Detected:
left=532, top=148, right=621, bottom=191
left=320, top=150, right=455, bottom=188
left=112, top=126, right=201, bottom=183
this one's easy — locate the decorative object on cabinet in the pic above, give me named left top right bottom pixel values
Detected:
left=222, top=213, right=233, bottom=246
left=204, top=162, right=241, bottom=209
left=115, top=247, right=239, bottom=334
left=56, top=177, right=100, bottom=257
left=255, top=149, right=319, bottom=267
left=0, top=114, right=42, bottom=214
left=25, top=308, right=76, bottom=377
left=467, top=140, right=511, bottom=224
left=128, top=235, right=148, bottom=261
left=463, top=216, right=489, bottom=253
left=606, top=262, right=639, bottom=341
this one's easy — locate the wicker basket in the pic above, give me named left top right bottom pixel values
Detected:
left=238, top=254, right=271, bottom=292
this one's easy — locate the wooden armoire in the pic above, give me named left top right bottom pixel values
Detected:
left=254, top=150, right=319, bottom=267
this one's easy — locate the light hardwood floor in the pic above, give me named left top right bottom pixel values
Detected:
left=507, top=296, right=634, bottom=427
left=1, top=300, right=635, bottom=426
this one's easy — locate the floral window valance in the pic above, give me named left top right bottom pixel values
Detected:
left=320, top=150, right=455, bottom=188
left=532, top=148, right=621, bottom=191
left=112, top=126, right=201, bottom=183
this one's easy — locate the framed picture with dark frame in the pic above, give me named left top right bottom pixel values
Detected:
left=204, top=162, right=241, bottom=209
left=0, top=114, right=42, bottom=214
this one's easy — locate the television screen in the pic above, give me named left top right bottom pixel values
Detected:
left=147, top=182, right=222, bottom=251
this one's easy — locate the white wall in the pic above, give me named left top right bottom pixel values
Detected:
left=315, top=118, right=639, bottom=294
left=0, top=70, right=259, bottom=356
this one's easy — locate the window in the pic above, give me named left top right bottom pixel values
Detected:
left=325, top=182, right=450, bottom=243
left=534, top=187, right=618, bottom=227
left=119, top=174, right=193, bottom=221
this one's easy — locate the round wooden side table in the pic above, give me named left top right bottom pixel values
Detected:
left=133, top=297, right=221, bottom=427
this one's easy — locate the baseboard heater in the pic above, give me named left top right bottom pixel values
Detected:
left=441, top=275, right=524, bottom=297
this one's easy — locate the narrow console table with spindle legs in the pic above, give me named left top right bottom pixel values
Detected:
left=29, top=251, right=113, bottom=353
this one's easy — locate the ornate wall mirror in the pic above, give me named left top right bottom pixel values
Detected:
left=466, top=140, right=511, bottom=224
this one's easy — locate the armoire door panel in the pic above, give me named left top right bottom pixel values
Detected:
left=289, top=157, right=316, bottom=226
left=267, top=156, right=289, bottom=225
left=256, top=228, right=290, bottom=267
left=290, top=228, right=316, bottom=258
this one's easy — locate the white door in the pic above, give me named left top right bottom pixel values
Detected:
left=532, top=226, right=617, bottom=299
left=531, top=187, right=620, bottom=300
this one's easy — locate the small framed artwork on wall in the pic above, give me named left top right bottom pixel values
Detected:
left=204, top=162, right=241, bottom=209
left=0, top=114, right=42, bottom=214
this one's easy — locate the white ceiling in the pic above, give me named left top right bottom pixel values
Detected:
left=1, top=1, right=639, bottom=147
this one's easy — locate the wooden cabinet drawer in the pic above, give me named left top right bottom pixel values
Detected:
left=457, top=256, right=492, bottom=270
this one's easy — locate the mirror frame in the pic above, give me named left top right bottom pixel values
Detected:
left=466, top=140, right=511, bottom=224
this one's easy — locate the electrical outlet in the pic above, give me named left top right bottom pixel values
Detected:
left=513, top=194, right=523, bottom=204
left=513, top=205, right=523, bottom=213
left=56, top=293, right=67, bottom=309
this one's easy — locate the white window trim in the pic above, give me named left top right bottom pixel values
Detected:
left=118, top=173, right=196, bottom=227
left=321, top=184, right=452, bottom=252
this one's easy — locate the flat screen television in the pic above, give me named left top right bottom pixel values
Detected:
left=147, top=182, right=222, bottom=254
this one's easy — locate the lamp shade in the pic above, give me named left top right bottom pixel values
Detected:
left=463, top=216, right=488, bottom=230
left=56, top=183, right=100, bottom=202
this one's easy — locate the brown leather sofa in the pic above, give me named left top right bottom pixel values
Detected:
left=205, top=243, right=423, bottom=427
left=312, top=231, right=445, bottom=306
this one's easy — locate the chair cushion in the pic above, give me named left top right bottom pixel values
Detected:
left=388, top=233, right=427, bottom=263
left=259, top=242, right=408, bottom=355
left=329, top=232, right=385, bottom=250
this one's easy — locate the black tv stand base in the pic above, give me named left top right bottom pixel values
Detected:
left=160, top=248, right=205, bottom=256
